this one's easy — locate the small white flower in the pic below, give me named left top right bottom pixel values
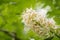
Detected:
left=21, top=6, right=59, bottom=39
left=30, top=38, right=35, bottom=40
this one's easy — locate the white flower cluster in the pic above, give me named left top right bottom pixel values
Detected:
left=22, top=7, right=59, bottom=39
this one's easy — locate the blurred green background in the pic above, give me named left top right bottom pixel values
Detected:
left=0, top=0, right=60, bottom=40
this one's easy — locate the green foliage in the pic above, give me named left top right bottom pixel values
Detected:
left=0, top=0, right=60, bottom=40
